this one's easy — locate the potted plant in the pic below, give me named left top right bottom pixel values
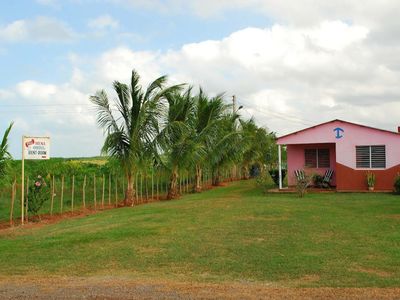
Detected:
left=366, top=171, right=376, bottom=191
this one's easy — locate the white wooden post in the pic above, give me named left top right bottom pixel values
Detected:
left=278, top=144, right=283, bottom=189
left=21, top=136, right=25, bottom=225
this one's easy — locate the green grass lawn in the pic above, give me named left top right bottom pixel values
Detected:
left=0, top=180, right=399, bottom=287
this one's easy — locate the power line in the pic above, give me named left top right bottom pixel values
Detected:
left=0, top=103, right=92, bottom=107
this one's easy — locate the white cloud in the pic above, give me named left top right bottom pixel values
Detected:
left=88, top=15, right=119, bottom=30
left=76, top=20, right=400, bottom=136
left=0, top=16, right=75, bottom=43
left=16, top=81, right=58, bottom=100
left=0, top=89, right=15, bottom=100
left=4, top=15, right=400, bottom=157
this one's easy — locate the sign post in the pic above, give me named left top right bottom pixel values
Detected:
left=21, top=136, right=50, bottom=225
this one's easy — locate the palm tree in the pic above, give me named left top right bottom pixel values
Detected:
left=192, top=89, right=228, bottom=192
left=0, top=122, right=13, bottom=180
left=158, top=87, right=198, bottom=199
left=207, top=114, right=242, bottom=186
left=90, top=70, right=181, bottom=205
left=239, top=118, right=272, bottom=179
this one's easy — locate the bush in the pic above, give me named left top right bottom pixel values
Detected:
left=27, top=175, right=50, bottom=217
left=296, top=175, right=310, bottom=198
left=268, top=169, right=287, bottom=186
left=394, top=173, right=400, bottom=194
left=312, top=174, right=324, bottom=188
left=255, top=171, right=275, bottom=193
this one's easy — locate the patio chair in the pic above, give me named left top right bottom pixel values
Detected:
left=294, top=169, right=306, bottom=181
left=322, top=169, right=334, bottom=188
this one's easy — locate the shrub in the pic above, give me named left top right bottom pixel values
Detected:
left=296, top=175, right=310, bottom=198
left=27, top=175, right=50, bottom=218
left=255, top=171, right=275, bottom=193
left=394, top=173, right=400, bottom=194
left=268, top=169, right=287, bottom=186
left=366, top=171, right=376, bottom=188
left=312, top=174, right=324, bottom=188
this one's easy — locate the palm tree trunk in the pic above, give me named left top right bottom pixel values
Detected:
left=167, top=167, right=179, bottom=200
left=124, top=172, right=135, bottom=206
left=193, top=165, right=202, bottom=193
left=212, top=167, right=221, bottom=186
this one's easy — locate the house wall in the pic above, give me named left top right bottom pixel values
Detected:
left=287, top=143, right=336, bottom=186
left=278, top=120, right=400, bottom=191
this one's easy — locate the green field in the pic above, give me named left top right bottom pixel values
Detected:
left=0, top=180, right=399, bottom=287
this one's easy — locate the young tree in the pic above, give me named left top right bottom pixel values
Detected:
left=0, top=122, right=13, bottom=182
left=207, top=114, right=241, bottom=186
left=90, top=70, right=181, bottom=205
left=158, top=88, right=197, bottom=199
left=239, top=118, right=274, bottom=179
left=192, top=89, right=228, bottom=192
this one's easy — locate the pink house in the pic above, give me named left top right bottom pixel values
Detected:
left=276, top=119, right=400, bottom=191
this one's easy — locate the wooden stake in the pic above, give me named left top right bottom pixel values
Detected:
left=179, top=173, right=182, bottom=195
left=186, top=173, right=189, bottom=193
left=25, top=177, right=29, bottom=222
left=134, top=172, right=138, bottom=206
left=115, top=176, right=118, bottom=207
left=50, top=175, right=55, bottom=216
left=83, top=175, right=86, bottom=208
left=108, top=173, right=111, bottom=206
left=140, top=173, right=143, bottom=204
left=156, top=173, right=159, bottom=201
left=60, top=175, right=64, bottom=214
left=93, top=174, right=97, bottom=210
left=71, top=175, right=75, bottom=212
left=10, top=177, right=16, bottom=225
left=145, top=174, right=149, bottom=201
left=102, top=174, right=105, bottom=208
left=151, top=170, right=154, bottom=200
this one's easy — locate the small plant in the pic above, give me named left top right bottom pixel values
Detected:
left=27, top=175, right=50, bottom=219
left=296, top=175, right=310, bottom=198
left=255, top=171, right=275, bottom=193
left=312, top=174, right=324, bottom=188
left=366, top=171, right=376, bottom=191
left=394, top=173, right=400, bottom=194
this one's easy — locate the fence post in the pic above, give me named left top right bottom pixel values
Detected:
left=60, top=175, right=64, bottom=214
left=50, top=175, right=55, bottom=216
left=151, top=170, right=154, bottom=201
left=93, top=174, right=97, bottom=210
left=25, top=177, right=29, bottom=222
left=9, top=177, right=16, bottom=225
left=156, top=172, right=159, bottom=201
left=115, top=176, right=118, bottom=207
left=133, top=172, right=138, bottom=207
left=140, top=173, right=143, bottom=204
left=71, top=175, right=75, bottom=212
left=102, top=174, right=105, bottom=208
left=108, top=173, right=111, bottom=206
left=83, top=175, right=86, bottom=209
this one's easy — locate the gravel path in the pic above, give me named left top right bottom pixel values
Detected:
left=0, top=277, right=399, bottom=299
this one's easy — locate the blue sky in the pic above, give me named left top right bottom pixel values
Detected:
left=1, top=1, right=400, bottom=157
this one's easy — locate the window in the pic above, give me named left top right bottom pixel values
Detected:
left=304, top=148, right=330, bottom=168
left=356, top=145, right=386, bottom=169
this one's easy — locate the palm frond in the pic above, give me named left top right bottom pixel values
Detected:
left=90, top=90, right=118, bottom=133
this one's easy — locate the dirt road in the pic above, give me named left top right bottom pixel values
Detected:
left=0, top=277, right=399, bottom=299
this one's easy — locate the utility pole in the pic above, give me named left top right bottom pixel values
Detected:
left=232, top=95, right=237, bottom=114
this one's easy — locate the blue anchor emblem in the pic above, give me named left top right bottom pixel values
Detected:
left=334, top=127, right=344, bottom=139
